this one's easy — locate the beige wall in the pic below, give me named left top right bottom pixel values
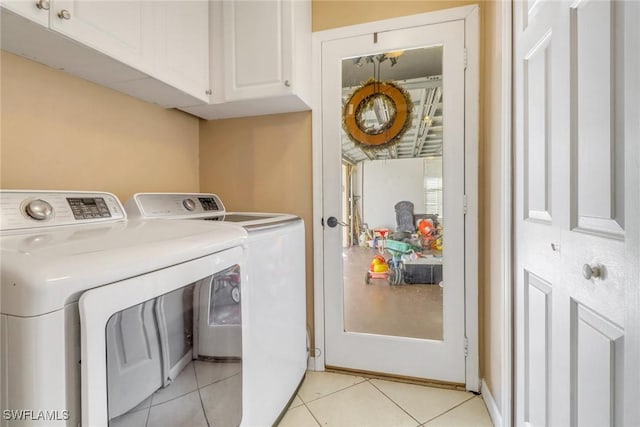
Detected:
left=199, top=113, right=314, bottom=324
left=0, top=51, right=200, bottom=201
left=312, top=0, right=479, bottom=31
left=481, top=0, right=504, bottom=409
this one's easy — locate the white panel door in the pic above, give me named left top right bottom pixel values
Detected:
left=514, top=1, right=638, bottom=425
left=321, top=21, right=467, bottom=383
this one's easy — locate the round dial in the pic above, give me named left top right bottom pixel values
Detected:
left=25, top=199, right=53, bottom=221
left=182, top=198, right=197, bottom=211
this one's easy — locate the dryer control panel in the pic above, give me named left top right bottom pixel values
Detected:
left=0, top=191, right=126, bottom=231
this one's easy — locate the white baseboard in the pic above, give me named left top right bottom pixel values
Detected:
left=481, top=378, right=503, bottom=427
left=307, top=356, right=316, bottom=371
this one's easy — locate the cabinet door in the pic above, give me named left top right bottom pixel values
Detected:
left=49, top=0, right=154, bottom=73
left=0, top=0, right=49, bottom=26
left=154, top=0, right=209, bottom=102
left=223, top=0, right=293, bottom=101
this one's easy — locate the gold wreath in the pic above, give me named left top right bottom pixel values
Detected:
left=343, top=80, right=413, bottom=150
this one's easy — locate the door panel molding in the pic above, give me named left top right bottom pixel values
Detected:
left=571, top=301, right=624, bottom=427
left=569, top=0, right=624, bottom=240
left=524, top=272, right=551, bottom=427
left=523, top=30, right=552, bottom=224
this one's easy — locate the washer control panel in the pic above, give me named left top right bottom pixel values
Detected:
left=67, top=197, right=112, bottom=220
left=198, top=197, right=220, bottom=211
left=126, top=193, right=226, bottom=219
left=0, top=191, right=125, bottom=231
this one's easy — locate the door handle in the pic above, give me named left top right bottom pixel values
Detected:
left=326, top=216, right=348, bottom=228
left=582, top=263, right=603, bottom=280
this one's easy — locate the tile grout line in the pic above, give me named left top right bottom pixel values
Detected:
left=420, top=394, right=478, bottom=425
left=194, top=358, right=211, bottom=427
left=197, top=387, right=212, bottom=427
left=143, top=404, right=151, bottom=427
left=299, top=376, right=368, bottom=405
left=367, top=378, right=422, bottom=426
left=147, top=363, right=199, bottom=410
left=300, top=399, right=323, bottom=427
left=147, top=364, right=241, bottom=411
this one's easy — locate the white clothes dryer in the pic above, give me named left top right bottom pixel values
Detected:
left=0, top=190, right=248, bottom=427
left=125, top=193, right=307, bottom=427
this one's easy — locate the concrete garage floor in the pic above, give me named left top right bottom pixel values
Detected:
left=342, top=246, right=444, bottom=341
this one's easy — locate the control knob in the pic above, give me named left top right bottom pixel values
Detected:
left=25, top=199, right=53, bottom=221
left=182, top=198, right=197, bottom=211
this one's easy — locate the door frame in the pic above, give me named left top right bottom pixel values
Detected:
left=624, top=2, right=640, bottom=425
left=500, top=1, right=513, bottom=426
left=311, top=4, right=480, bottom=391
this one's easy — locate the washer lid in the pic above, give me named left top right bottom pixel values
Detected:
left=210, top=212, right=302, bottom=231
left=1, top=219, right=247, bottom=317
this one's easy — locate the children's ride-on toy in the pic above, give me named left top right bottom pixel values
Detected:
left=365, top=254, right=389, bottom=284
left=384, top=239, right=420, bottom=285
left=365, top=240, right=419, bottom=285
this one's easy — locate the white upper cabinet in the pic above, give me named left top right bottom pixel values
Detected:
left=1, top=0, right=310, bottom=118
left=1, top=0, right=209, bottom=106
left=223, top=0, right=292, bottom=101
left=1, top=0, right=49, bottom=26
left=153, top=1, right=210, bottom=102
left=181, top=0, right=311, bottom=119
left=49, top=1, right=155, bottom=73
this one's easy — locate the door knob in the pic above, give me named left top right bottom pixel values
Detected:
left=326, top=216, right=348, bottom=228
left=582, top=263, right=603, bottom=280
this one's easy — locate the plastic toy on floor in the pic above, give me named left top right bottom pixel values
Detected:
left=365, top=255, right=389, bottom=284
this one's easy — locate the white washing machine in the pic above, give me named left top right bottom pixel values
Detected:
left=125, top=193, right=307, bottom=427
left=0, top=190, right=248, bottom=427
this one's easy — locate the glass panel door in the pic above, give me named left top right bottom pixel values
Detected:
left=322, top=20, right=467, bottom=382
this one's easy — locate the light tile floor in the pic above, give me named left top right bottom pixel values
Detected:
left=110, top=360, right=242, bottom=427
left=111, top=365, right=493, bottom=427
left=277, top=371, right=494, bottom=427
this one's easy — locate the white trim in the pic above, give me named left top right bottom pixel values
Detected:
left=501, top=1, right=514, bottom=426
left=312, top=5, right=480, bottom=389
left=624, top=1, right=640, bottom=426
left=307, top=356, right=317, bottom=371
left=463, top=5, right=480, bottom=393
left=482, top=379, right=503, bottom=427
left=311, top=30, right=326, bottom=372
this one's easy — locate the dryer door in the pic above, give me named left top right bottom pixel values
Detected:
left=78, top=246, right=244, bottom=427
